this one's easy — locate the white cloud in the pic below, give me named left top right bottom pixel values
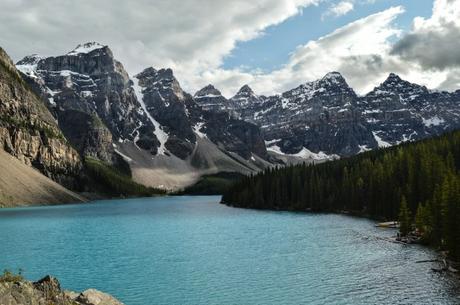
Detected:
left=322, top=1, right=354, bottom=20
left=2, top=0, right=460, bottom=98
left=0, top=0, right=319, bottom=94
left=200, top=6, right=406, bottom=96
left=392, top=0, right=460, bottom=70
left=197, top=1, right=460, bottom=97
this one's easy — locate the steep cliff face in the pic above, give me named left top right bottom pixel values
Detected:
left=10, top=41, right=460, bottom=192
left=360, top=73, right=460, bottom=147
left=16, top=44, right=272, bottom=191
left=134, top=67, right=197, bottom=159
left=200, top=110, right=268, bottom=160
left=17, top=42, right=159, bottom=163
left=213, top=72, right=460, bottom=158
left=265, top=72, right=376, bottom=156
left=135, top=67, right=269, bottom=161
left=0, top=47, right=81, bottom=187
left=229, top=72, right=377, bottom=157
left=110, top=67, right=273, bottom=190
left=194, top=84, right=232, bottom=113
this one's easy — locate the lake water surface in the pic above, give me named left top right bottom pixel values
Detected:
left=0, top=196, right=459, bottom=305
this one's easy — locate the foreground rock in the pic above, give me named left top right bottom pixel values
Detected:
left=0, top=274, right=123, bottom=305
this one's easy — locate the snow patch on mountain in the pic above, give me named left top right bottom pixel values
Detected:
left=423, top=116, right=445, bottom=127
left=195, top=94, right=222, bottom=99
left=114, top=149, right=133, bottom=162
left=132, top=76, right=169, bottom=155
left=267, top=144, right=337, bottom=161
left=358, top=145, right=371, bottom=153
left=264, top=139, right=281, bottom=146
left=293, top=147, right=338, bottom=160
left=16, top=54, right=42, bottom=79
left=193, top=122, right=207, bottom=139
left=67, top=42, right=105, bottom=55
left=372, top=131, right=391, bottom=148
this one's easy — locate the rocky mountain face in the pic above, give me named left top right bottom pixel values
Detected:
left=246, top=72, right=377, bottom=157
left=0, top=47, right=81, bottom=188
left=134, top=67, right=268, bottom=161
left=17, top=42, right=159, bottom=163
left=198, top=72, right=378, bottom=158
left=230, top=85, right=266, bottom=115
left=194, top=84, right=230, bottom=113
left=133, top=67, right=198, bottom=159
left=0, top=274, right=123, bottom=305
left=16, top=43, right=271, bottom=190
left=0, top=148, right=85, bottom=207
left=10, top=42, right=460, bottom=191
left=360, top=73, right=460, bottom=147
left=203, top=72, right=460, bottom=158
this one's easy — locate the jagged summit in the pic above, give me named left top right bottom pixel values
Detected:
left=230, top=84, right=262, bottom=108
left=368, top=73, right=428, bottom=98
left=136, top=67, right=187, bottom=107
left=380, top=73, right=406, bottom=87
left=16, top=54, right=43, bottom=77
left=195, top=84, right=223, bottom=98
left=387, top=72, right=401, bottom=80
left=380, top=73, right=422, bottom=88
left=136, top=68, right=178, bottom=89
left=194, top=84, right=228, bottom=113
left=156, top=68, right=175, bottom=79
left=137, top=66, right=157, bottom=76
left=319, top=71, right=348, bottom=86
left=67, top=42, right=106, bottom=55
left=237, top=84, right=255, bottom=95
left=281, top=71, right=355, bottom=105
left=322, top=71, right=344, bottom=80
left=137, top=67, right=175, bottom=81
left=16, top=54, right=42, bottom=66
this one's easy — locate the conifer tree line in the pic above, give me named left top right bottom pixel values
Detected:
left=222, top=131, right=460, bottom=260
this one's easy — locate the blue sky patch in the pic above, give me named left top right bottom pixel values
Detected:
left=223, top=0, right=433, bottom=73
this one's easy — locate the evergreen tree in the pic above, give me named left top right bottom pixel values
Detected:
left=399, top=196, right=412, bottom=237
left=415, top=202, right=432, bottom=242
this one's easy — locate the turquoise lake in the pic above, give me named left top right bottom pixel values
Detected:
left=0, top=196, right=459, bottom=304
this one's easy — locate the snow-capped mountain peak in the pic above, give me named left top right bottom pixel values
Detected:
left=67, top=42, right=106, bottom=55
left=368, top=73, right=428, bottom=98
left=16, top=54, right=42, bottom=66
left=16, top=54, right=43, bottom=78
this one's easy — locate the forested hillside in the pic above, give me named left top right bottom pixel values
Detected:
left=222, top=130, right=460, bottom=259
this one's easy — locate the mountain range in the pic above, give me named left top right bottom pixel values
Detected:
left=2, top=42, right=460, bottom=197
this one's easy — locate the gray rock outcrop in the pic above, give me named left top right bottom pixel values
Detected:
left=0, top=274, right=124, bottom=305
left=0, top=47, right=81, bottom=188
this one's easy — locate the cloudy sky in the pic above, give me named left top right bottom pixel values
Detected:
left=1, top=0, right=459, bottom=96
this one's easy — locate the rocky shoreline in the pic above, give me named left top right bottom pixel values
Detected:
left=0, top=272, right=123, bottom=305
